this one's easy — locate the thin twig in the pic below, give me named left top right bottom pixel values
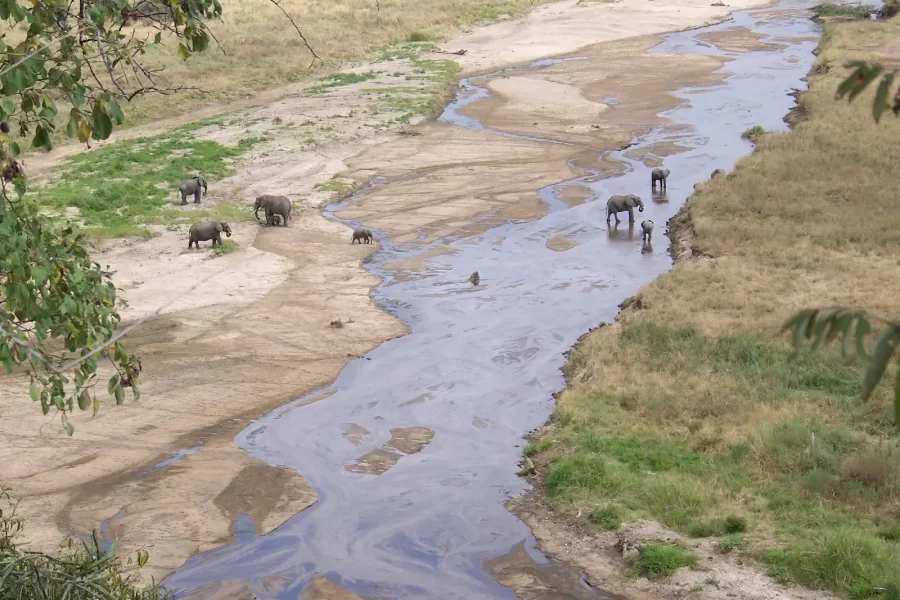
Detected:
left=266, top=0, right=322, bottom=70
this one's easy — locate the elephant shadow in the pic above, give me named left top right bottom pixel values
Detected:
left=652, top=190, right=668, bottom=203
left=641, top=242, right=654, bottom=254
left=607, top=222, right=636, bottom=241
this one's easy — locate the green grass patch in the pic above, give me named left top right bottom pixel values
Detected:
left=716, top=534, right=744, bottom=554
left=33, top=126, right=261, bottom=237
left=630, top=543, right=698, bottom=579
left=213, top=239, right=238, bottom=256
left=308, top=71, right=376, bottom=94
left=589, top=504, right=623, bottom=530
left=313, top=177, right=359, bottom=197
left=741, top=125, right=767, bottom=142
left=811, top=2, right=875, bottom=19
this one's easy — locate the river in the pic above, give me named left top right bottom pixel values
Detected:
left=161, top=1, right=819, bottom=597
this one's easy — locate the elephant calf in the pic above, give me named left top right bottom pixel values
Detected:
left=351, top=227, right=373, bottom=244
left=641, top=220, right=654, bottom=244
left=606, top=194, right=645, bottom=226
left=188, top=221, right=232, bottom=249
left=651, top=167, right=670, bottom=191
left=268, top=214, right=284, bottom=226
left=254, top=195, right=291, bottom=227
left=179, top=176, right=207, bottom=205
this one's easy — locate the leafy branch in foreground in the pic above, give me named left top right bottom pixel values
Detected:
left=782, top=308, right=900, bottom=429
left=0, top=487, right=167, bottom=599
left=836, top=59, right=900, bottom=122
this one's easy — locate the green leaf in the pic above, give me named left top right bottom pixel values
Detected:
left=840, top=314, right=857, bottom=357
left=91, top=104, right=113, bottom=140
left=850, top=64, right=883, bottom=102
left=133, top=385, right=141, bottom=402
left=855, top=315, right=872, bottom=361
left=92, top=396, right=100, bottom=417
left=154, top=32, right=162, bottom=44
left=77, top=390, right=91, bottom=411
left=64, top=421, right=74, bottom=437
left=32, top=124, right=52, bottom=151
left=107, top=375, right=120, bottom=395
left=137, top=549, right=149, bottom=567
left=874, top=72, right=895, bottom=123
left=810, top=309, right=837, bottom=352
left=29, top=382, right=39, bottom=403
left=114, top=386, right=125, bottom=405
left=178, top=43, right=191, bottom=61
left=861, top=326, right=900, bottom=402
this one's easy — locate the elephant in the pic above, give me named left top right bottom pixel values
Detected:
left=651, top=167, right=670, bottom=191
left=351, top=227, right=373, bottom=244
left=606, top=194, right=644, bottom=226
left=268, top=213, right=284, bottom=226
left=711, top=168, right=724, bottom=179
left=641, top=220, right=654, bottom=244
left=469, top=271, right=480, bottom=286
left=179, top=176, right=207, bottom=205
left=188, top=221, right=232, bottom=249
left=254, top=195, right=291, bottom=227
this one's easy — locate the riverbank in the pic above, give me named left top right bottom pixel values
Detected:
left=517, top=14, right=900, bottom=600
left=1, top=0, right=773, bottom=592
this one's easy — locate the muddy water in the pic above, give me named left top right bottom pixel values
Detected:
left=162, top=2, right=818, bottom=598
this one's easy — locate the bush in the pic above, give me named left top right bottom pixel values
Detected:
left=811, top=2, right=876, bottom=18
left=631, top=543, right=698, bottom=578
left=716, top=534, right=743, bottom=554
left=589, top=504, right=623, bottom=530
left=741, top=125, right=767, bottom=143
left=724, top=515, right=748, bottom=534
left=0, top=489, right=167, bottom=599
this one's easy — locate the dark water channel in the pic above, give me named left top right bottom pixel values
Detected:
left=162, top=2, right=819, bottom=598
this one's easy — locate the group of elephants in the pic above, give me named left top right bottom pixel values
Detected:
left=184, top=165, right=723, bottom=250
left=606, top=166, right=723, bottom=246
left=181, top=175, right=294, bottom=248
left=180, top=174, right=376, bottom=249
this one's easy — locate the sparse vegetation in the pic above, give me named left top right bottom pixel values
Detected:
left=308, top=71, right=377, bottom=95
left=0, top=489, right=168, bottom=598
left=630, top=543, right=698, bottom=578
left=741, top=125, right=766, bottom=142
left=212, top=239, right=239, bottom=256
left=529, top=17, right=900, bottom=599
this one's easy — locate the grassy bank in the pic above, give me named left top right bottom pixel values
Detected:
left=527, top=16, right=900, bottom=599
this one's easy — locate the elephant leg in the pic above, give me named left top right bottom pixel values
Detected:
left=181, top=192, right=187, bottom=206
left=194, top=189, right=201, bottom=204
left=628, top=208, right=634, bottom=223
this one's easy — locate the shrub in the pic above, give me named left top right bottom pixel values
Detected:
left=631, top=543, right=698, bottom=578
left=589, top=504, right=623, bottom=530
left=724, top=515, right=748, bottom=534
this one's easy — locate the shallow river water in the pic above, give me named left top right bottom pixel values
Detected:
left=162, top=2, right=819, bottom=597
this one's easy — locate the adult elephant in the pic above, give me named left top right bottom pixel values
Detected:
left=651, top=167, right=670, bottom=191
left=179, top=176, right=207, bottom=205
left=254, top=195, right=291, bottom=227
left=606, top=194, right=644, bottom=226
left=188, top=221, right=231, bottom=249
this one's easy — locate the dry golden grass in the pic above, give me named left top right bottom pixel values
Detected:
left=120, top=0, right=552, bottom=124
left=532, top=17, right=900, bottom=598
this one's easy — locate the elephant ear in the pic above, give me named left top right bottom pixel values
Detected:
left=215, top=222, right=223, bottom=232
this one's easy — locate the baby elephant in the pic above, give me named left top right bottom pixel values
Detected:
left=641, top=220, right=654, bottom=244
left=351, top=227, right=373, bottom=244
left=267, top=214, right=284, bottom=226
left=179, top=176, right=207, bottom=205
left=651, top=168, right=670, bottom=191
left=188, top=220, right=232, bottom=249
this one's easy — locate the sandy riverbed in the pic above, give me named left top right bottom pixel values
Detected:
left=0, top=0, right=771, bottom=591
